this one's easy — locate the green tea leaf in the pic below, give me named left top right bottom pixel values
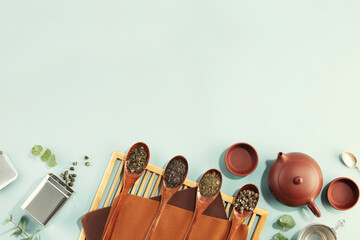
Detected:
left=11, top=229, right=22, bottom=236
left=17, top=216, right=23, bottom=226
left=46, top=154, right=56, bottom=167
left=273, top=233, right=288, bottom=240
left=31, top=145, right=43, bottom=156
left=5, top=226, right=17, bottom=232
left=40, top=149, right=51, bottom=162
left=22, top=220, right=26, bottom=233
left=277, top=215, right=296, bottom=229
left=10, top=214, right=13, bottom=222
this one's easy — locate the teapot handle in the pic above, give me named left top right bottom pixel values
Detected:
left=307, top=201, right=321, bottom=217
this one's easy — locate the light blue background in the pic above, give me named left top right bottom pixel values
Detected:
left=1, top=0, right=359, bottom=239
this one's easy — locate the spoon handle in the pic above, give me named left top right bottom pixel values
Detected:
left=227, top=214, right=245, bottom=240
left=101, top=179, right=132, bottom=240
left=145, top=196, right=169, bottom=240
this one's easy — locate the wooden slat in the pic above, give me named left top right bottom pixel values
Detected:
left=143, top=173, right=156, bottom=198
left=103, top=160, right=125, bottom=207
left=150, top=175, right=162, bottom=198
left=252, top=210, right=268, bottom=240
left=248, top=213, right=257, bottom=228
left=137, top=171, right=150, bottom=196
left=130, top=178, right=140, bottom=194
left=225, top=202, right=231, bottom=215
left=78, top=150, right=269, bottom=240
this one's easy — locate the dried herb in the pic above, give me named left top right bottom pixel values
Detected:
left=164, top=159, right=187, bottom=188
left=31, top=145, right=57, bottom=167
left=199, top=172, right=221, bottom=197
left=126, top=146, right=148, bottom=173
left=3, top=214, right=41, bottom=240
left=234, top=190, right=258, bottom=213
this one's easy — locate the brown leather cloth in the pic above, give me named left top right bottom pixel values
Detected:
left=82, top=188, right=248, bottom=240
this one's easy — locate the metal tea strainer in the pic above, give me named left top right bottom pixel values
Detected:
left=297, top=219, right=345, bottom=240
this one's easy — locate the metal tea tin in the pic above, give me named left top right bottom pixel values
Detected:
left=21, top=173, right=74, bottom=226
left=0, top=151, right=18, bottom=190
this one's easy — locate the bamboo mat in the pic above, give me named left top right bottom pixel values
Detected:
left=78, top=151, right=268, bottom=240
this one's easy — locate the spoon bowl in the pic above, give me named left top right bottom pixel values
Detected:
left=342, top=152, right=360, bottom=170
left=145, top=156, right=188, bottom=239
left=101, top=142, right=150, bottom=240
left=184, top=169, right=222, bottom=240
left=227, top=184, right=259, bottom=240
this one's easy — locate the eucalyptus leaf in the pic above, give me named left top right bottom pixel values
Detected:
left=40, top=149, right=51, bottom=162
left=46, top=154, right=56, bottom=167
left=5, top=226, right=18, bottom=232
left=31, top=145, right=43, bottom=156
left=277, top=215, right=296, bottom=229
left=273, top=233, right=288, bottom=240
left=17, top=216, right=23, bottom=226
left=22, top=220, right=26, bottom=233
left=11, top=229, right=22, bottom=236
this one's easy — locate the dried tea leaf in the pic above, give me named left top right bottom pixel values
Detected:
left=199, top=172, right=221, bottom=197
left=277, top=215, right=296, bottom=230
left=31, top=145, right=43, bottom=156
left=40, top=149, right=51, bottom=162
left=126, top=146, right=148, bottom=173
left=164, top=159, right=187, bottom=188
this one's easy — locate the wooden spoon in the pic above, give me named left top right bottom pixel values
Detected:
left=101, top=142, right=150, bottom=240
left=145, top=156, right=189, bottom=240
left=184, top=169, right=222, bottom=240
left=227, top=184, right=259, bottom=240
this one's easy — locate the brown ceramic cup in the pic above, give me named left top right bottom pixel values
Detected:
left=327, top=177, right=359, bottom=210
left=225, top=143, right=258, bottom=176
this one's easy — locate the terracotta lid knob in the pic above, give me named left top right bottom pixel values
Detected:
left=293, top=176, right=303, bottom=185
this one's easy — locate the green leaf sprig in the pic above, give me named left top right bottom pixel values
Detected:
left=31, top=145, right=57, bottom=167
left=4, top=214, right=41, bottom=240
left=272, top=215, right=296, bottom=240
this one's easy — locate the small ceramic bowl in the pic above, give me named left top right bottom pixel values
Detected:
left=225, top=143, right=258, bottom=176
left=327, top=177, right=359, bottom=210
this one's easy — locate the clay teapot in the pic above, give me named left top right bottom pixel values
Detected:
left=268, top=152, right=323, bottom=217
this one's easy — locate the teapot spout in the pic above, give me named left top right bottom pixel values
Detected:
left=277, top=152, right=286, bottom=161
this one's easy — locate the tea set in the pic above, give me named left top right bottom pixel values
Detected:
left=1, top=142, right=359, bottom=239
left=224, top=142, right=359, bottom=239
